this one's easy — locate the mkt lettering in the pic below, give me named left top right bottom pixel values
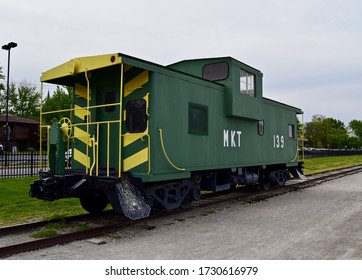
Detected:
left=223, top=129, right=242, bottom=147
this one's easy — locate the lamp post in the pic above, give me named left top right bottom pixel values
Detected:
left=2, top=42, right=17, bottom=151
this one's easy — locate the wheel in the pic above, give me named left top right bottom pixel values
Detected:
left=80, top=192, right=109, bottom=214
left=181, top=185, right=201, bottom=208
left=275, top=170, right=288, bottom=187
left=260, top=171, right=271, bottom=190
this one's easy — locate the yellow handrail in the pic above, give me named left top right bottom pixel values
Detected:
left=39, top=82, right=43, bottom=169
left=118, top=63, right=124, bottom=177
left=89, top=136, right=96, bottom=176
left=158, top=128, right=185, bottom=171
left=85, top=69, right=90, bottom=175
left=107, top=122, right=110, bottom=177
left=290, top=144, right=299, bottom=163
left=96, top=123, right=99, bottom=176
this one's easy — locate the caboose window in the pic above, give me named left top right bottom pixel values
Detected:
left=289, top=124, right=295, bottom=139
left=240, top=70, right=255, bottom=97
left=189, top=103, right=208, bottom=135
left=126, top=99, right=147, bottom=133
left=258, top=120, right=264, bottom=135
left=202, top=62, right=229, bottom=81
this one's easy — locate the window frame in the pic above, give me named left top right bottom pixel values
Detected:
left=202, top=61, right=229, bottom=81
left=258, top=120, right=265, bottom=136
left=240, top=69, right=255, bottom=97
left=125, top=99, right=147, bottom=133
left=289, top=124, right=295, bottom=139
left=188, top=103, right=209, bottom=135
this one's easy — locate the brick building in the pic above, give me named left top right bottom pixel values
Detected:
left=0, top=114, right=39, bottom=151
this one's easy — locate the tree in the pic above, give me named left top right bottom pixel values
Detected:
left=8, top=81, right=40, bottom=119
left=304, top=115, right=349, bottom=149
left=347, top=120, right=362, bottom=149
left=0, top=80, right=40, bottom=119
left=346, top=136, right=361, bottom=149
left=0, top=64, right=4, bottom=92
left=42, top=86, right=72, bottom=124
left=324, top=118, right=348, bottom=149
left=348, top=120, right=362, bottom=142
left=305, top=115, right=326, bottom=148
left=0, top=65, right=5, bottom=112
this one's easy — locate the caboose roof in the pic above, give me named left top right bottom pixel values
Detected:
left=40, top=53, right=122, bottom=85
left=168, top=56, right=262, bottom=76
left=40, top=53, right=262, bottom=85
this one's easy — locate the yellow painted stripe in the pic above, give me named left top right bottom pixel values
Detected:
left=74, top=126, right=90, bottom=145
left=124, top=70, right=149, bottom=97
left=74, top=104, right=89, bottom=120
left=74, top=148, right=90, bottom=168
left=75, top=83, right=91, bottom=100
left=123, top=147, right=148, bottom=171
left=123, top=133, right=143, bottom=147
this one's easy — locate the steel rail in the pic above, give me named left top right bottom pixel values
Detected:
left=0, top=210, right=115, bottom=236
left=0, top=221, right=133, bottom=258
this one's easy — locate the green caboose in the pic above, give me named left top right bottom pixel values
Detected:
left=30, top=53, right=303, bottom=219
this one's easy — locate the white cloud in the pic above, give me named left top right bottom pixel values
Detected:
left=1, top=0, right=362, bottom=124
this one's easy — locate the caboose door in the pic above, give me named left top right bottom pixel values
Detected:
left=122, top=93, right=150, bottom=174
left=72, top=69, right=122, bottom=176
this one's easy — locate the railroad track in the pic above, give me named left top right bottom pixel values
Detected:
left=0, top=211, right=117, bottom=236
left=1, top=165, right=362, bottom=259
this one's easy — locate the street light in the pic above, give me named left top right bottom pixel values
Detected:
left=2, top=41, right=17, bottom=150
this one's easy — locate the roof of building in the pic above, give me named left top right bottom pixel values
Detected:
left=0, top=114, right=39, bottom=124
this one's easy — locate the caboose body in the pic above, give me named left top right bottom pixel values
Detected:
left=30, top=53, right=303, bottom=219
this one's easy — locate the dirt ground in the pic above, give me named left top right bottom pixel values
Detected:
left=6, top=172, right=362, bottom=260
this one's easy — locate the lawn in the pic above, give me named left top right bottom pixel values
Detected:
left=302, top=155, right=362, bottom=175
left=0, top=177, right=86, bottom=226
left=1, top=155, right=362, bottom=226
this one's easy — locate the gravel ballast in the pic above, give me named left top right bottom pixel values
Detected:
left=5, top=171, right=362, bottom=260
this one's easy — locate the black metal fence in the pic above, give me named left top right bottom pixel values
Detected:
left=0, top=151, right=47, bottom=178
left=300, top=149, right=362, bottom=159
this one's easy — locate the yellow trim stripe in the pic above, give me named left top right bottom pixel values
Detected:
left=123, top=147, right=148, bottom=171
left=123, top=133, right=143, bottom=147
left=74, top=126, right=90, bottom=145
left=124, top=70, right=149, bottom=97
left=74, top=148, right=90, bottom=169
left=75, top=83, right=91, bottom=100
left=74, top=104, right=89, bottom=120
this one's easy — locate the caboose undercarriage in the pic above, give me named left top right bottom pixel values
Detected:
left=30, top=164, right=304, bottom=220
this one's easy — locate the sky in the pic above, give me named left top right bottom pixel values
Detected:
left=1, top=0, right=362, bottom=124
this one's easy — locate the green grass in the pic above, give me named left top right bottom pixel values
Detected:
left=31, top=229, right=58, bottom=238
left=0, top=177, right=86, bottom=226
left=1, top=155, right=362, bottom=226
left=302, top=155, right=362, bottom=175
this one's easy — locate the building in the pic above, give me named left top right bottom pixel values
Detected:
left=0, top=114, right=39, bottom=151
